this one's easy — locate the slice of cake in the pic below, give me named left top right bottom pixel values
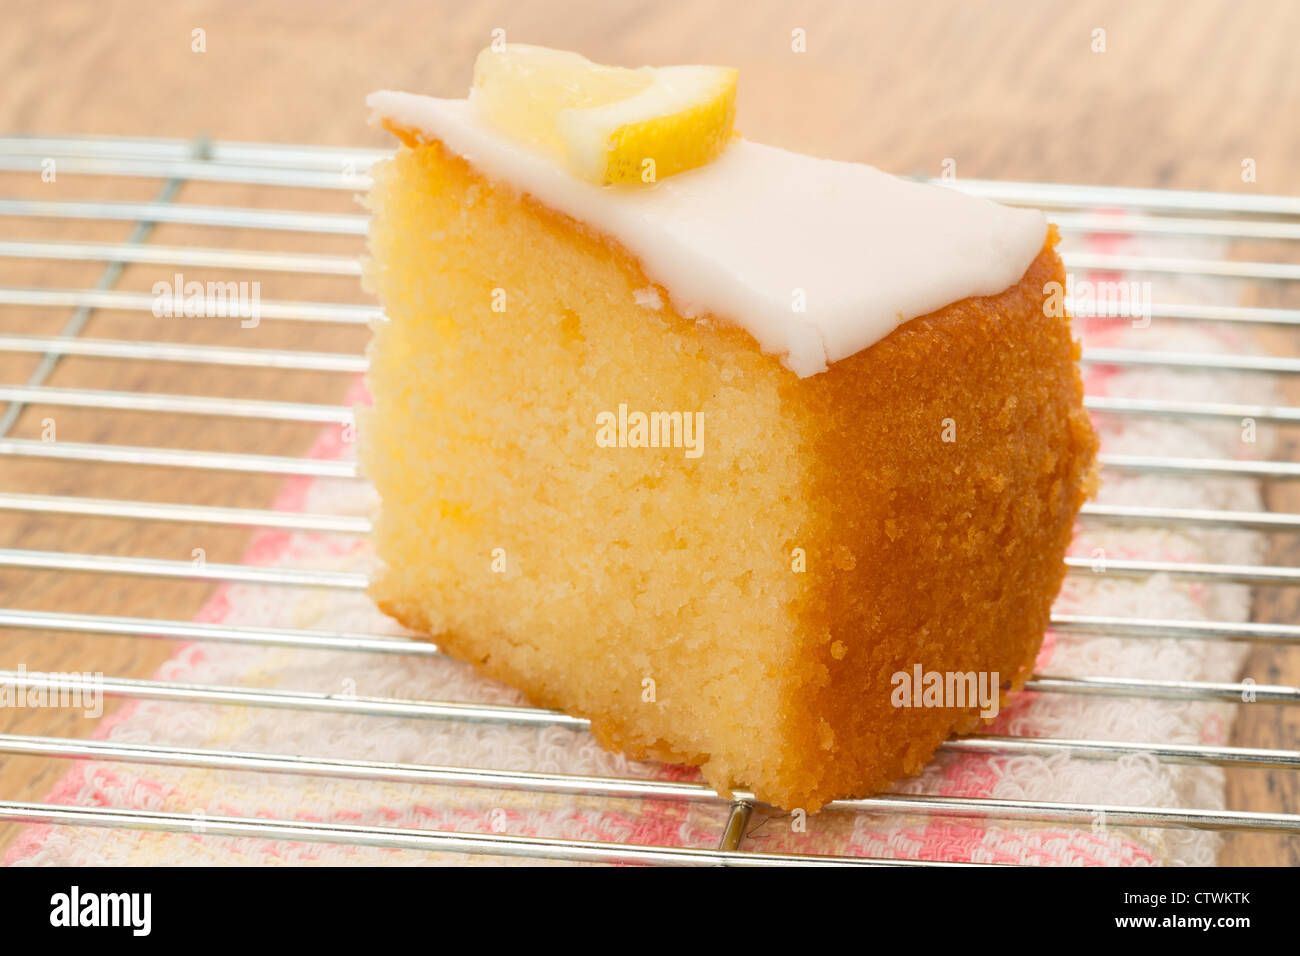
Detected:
left=361, top=45, right=1098, bottom=812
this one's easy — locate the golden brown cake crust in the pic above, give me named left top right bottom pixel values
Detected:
left=773, top=228, right=1099, bottom=809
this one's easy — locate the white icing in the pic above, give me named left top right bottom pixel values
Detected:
left=368, top=91, right=1048, bottom=378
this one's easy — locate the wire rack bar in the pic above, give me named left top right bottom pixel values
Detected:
left=1050, top=211, right=1300, bottom=242
left=0, top=156, right=365, bottom=190
left=0, top=239, right=361, bottom=275
left=0, top=608, right=432, bottom=656
left=0, top=335, right=368, bottom=372
left=941, top=178, right=1300, bottom=217
left=1096, top=454, right=1300, bottom=479
left=0, top=135, right=384, bottom=167
left=0, top=199, right=369, bottom=234
left=832, top=793, right=1300, bottom=833
left=1083, top=395, right=1300, bottom=424
left=6, top=135, right=1296, bottom=216
left=7, top=331, right=1300, bottom=378
left=0, top=438, right=359, bottom=477
left=943, top=735, right=1300, bottom=769
left=8, top=285, right=1300, bottom=330
left=1073, top=302, right=1300, bottom=327
left=0, top=724, right=1290, bottom=780
left=0, top=548, right=366, bottom=589
left=0, top=669, right=1291, bottom=733
left=9, top=135, right=1300, bottom=216
left=1050, top=613, right=1300, bottom=645
left=0, top=734, right=711, bottom=802
left=717, top=802, right=753, bottom=852
left=0, top=734, right=1294, bottom=824
left=0, top=288, right=378, bottom=324
left=2, top=727, right=1295, bottom=776
left=1061, top=556, right=1300, bottom=586
left=12, top=239, right=1300, bottom=285
left=1080, top=503, right=1300, bottom=531
left=0, top=670, right=584, bottom=727
left=3, top=606, right=1297, bottom=662
left=3, top=439, right=1294, bottom=484
left=10, top=383, right=1300, bottom=426
left=1060, top=251, right=1300, bottom=282
left=4, top=491, right=1296, bottom=535
left=0, top=492, right=370, bottom=533
left=0, top=801, right=912, bottom=866
left=1027, top=674, right=1297, bottom=704
left=6, top=547, right=1296, bottom=588
left=1081, top=348, right=1300, bottom=375
left=12, top=197, right=1300, bottom=244
left=0, top=385, right=353, bottom=424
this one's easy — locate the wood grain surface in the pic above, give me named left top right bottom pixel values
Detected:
left=1, top=0, right=1296, bottom=864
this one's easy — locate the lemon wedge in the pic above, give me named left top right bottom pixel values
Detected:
left=472, top=44, right=738, bottom=185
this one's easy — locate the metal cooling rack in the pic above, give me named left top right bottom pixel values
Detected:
left=0, top=133, right=1298, bottom=866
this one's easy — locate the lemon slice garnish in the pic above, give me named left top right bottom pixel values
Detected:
left=472, top=44, right=738, bottom=185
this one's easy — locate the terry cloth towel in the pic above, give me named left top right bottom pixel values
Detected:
left=4, top=223, right=1279, bottom=866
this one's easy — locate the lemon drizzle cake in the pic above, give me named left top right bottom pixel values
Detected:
left=362, top=46, right=1098, bottom=811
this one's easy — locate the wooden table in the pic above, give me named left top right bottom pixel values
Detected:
left=1, top=0, right=1296, bottom=864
